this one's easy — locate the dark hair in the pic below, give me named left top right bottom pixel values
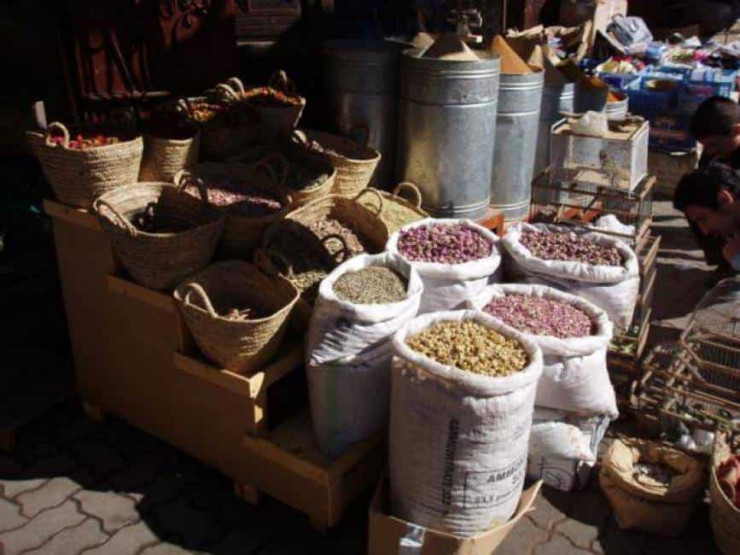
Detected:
left=690, top=96, right=740, bottom=139
left=673, top=161, right=740, bottom=212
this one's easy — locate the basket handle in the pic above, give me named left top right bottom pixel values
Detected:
left=354, top=188, right=384, bottom=216
left=225, top=76, right=245, bottom=95
left=320, top=233, right=351, bottom=262
left=45, top=122, right=70, bottom=147
left=254, top=247, right=296, bottom=279
left=214, top=83, right=241, bottom=103
left=268, top=70, right=296, bottom=95
left=93, top=198, right=138, bottom=237
left=393, top=182, right=423, bottom=209
left=348, top=124, right=370, bottom=149
left=181, top=282, right=218, bottom=318
left=176, top=174, right=210, bottom=205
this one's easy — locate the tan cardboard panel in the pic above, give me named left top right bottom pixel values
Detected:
left=44, top=199, right=101, bottom=232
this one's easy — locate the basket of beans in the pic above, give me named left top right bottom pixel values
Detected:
left=355, top=182, right=429, bottom=234
left=174, top=261, right=299, bottom=374
left=176, top=163, right=292, bottom=257
left=290, top=128, right=381, bottom=198
left=27, top=122, right=143, bottom=208
left=93, top=181, right=225, bottom=291
left=139, top=114, right=200, bottom=183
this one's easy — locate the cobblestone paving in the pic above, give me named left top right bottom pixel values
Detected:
left=0, top=201, right=725, bottom=554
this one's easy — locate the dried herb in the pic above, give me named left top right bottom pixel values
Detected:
left=333, top=267, right=408, bottom=305
left=309, top=218, right=368, bottom=263
left=484, top=294, right=594, bottom=338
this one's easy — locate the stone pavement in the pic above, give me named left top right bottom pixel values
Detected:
left=0, top=200, right=725, bottom=554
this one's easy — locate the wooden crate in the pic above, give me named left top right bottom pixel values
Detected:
left=240, top=412, right=386, bottom=532
left=648, top=148, right=701, bottom=197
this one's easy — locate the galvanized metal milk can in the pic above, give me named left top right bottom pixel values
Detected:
left=491, top=70, right=544, bottom=221
left=323, top=40, right=405, bottom=188
left=396, top=49, right=500, bottom=220
left=606, top=95, right=629, bottom=121
left=535, top=81, right=575, bottom=176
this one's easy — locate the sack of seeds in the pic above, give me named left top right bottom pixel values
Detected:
left=502, top=222, right=640, bottom=329
left=306, top=253, right=423, bottom=458
left=386, top=218, right=502, bottom=314
left=390, top=310, right=543, bottom=536
left=468, top=283, right=618, bottom=418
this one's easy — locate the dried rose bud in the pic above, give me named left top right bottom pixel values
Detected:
left=484, top=294, right=593, bottom=338
left=397, top=224, right=492, bottom=264
left=520, top=230, right=622, bottom=267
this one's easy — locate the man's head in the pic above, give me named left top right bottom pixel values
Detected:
left=674, top=162, right=740, bottom=237
left=690, top=96, right=740, bottom=159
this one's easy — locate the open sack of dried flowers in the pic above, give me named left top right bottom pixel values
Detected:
left=93, top=181, right=225, bottom=291
left=386, top=218, right=501, bottom=314
left=306, top=252, right=423, bottom=459
left=175, top=163, right=292, bottom=258
left=174, top=261, right=299, bottom=374
left=710, top=432, right=740, bottom=555
left=27, top=122, right=143, bottom=208
left=502, top=222, right=640, bottom=329
left=389, top=310, right=543, bottom=536
left=355, top=182, right=429, bottom=235
left=599, top=438, right=707, bottom=536
left=256, top=195, right=388, bottom=303
left=468, top=283, right=617, bottom=418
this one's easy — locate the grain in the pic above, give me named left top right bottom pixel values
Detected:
left=333, top=267, right=408, bottom=304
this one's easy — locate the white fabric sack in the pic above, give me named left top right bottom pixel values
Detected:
left=307, top=253, right=423, bottom=458
left=386, top=218, right=502, bottom=314
left=502, top=222, right=640, bottom=329
left=389, top=310, right=543, bottom=536
left=467, top=284, right=618, bottom=418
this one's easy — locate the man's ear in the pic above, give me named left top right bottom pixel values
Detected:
left=718, top=188, right=735, bottom=206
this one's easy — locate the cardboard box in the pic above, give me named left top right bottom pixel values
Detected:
left=368, top=476, right=542, bottom=555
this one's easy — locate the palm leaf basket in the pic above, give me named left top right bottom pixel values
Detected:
left=355, top=182, right=429, bottom=234
left=94, top=181, right=225, bottom=291
left=139, top=124, right=200, bottom=183
left=174, top=261, right=299, bottom=374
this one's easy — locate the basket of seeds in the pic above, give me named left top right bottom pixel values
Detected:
left=94, top=181, right=225, bottom=291
left=355, top=182, right=429, bottom=234
left=174, top=260, right=299, bottom=374
left=175, top=163, right=292, bottom=258
left=291, top=128, right=381, bottom=198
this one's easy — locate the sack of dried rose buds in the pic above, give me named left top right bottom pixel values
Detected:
left=502, top=222, right=640, bottom=329
left=386, top=218, right=502, bottom=314
left=389, top=310, right=543, bottom=536
left=306, top=253, right=423, bottom=458
left=468, top=284, right=618, bottom=418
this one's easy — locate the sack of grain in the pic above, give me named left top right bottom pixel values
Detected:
left=386, top=218, right=502, bottom=314
left=389, top=310, right=543, bottom=536
left=468, top=283, right=617, bottom=418
left=307, top=253, right=423, bottom=458
left=502, top=222, right=640, bottom=329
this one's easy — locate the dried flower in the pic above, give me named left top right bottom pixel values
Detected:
left=333, top=267, right=408, bottom=305
left=520, top=230, right=622, bottom=266
left=406, top=320, right=528, bottom=377
left=397, top=224, right=492, bottom=264
left=183, top=178, right=283, bottom=218
left=484, top=294, right=593, bottom=338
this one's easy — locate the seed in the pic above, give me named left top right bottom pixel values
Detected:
left=520, top=230, right=623, bottom=266
left=397, top=224, right=493, bottom=264
left=484, top=294, right=593, bottom=338
left=333, top=266, right=408, bottom=305
left=406, top=320, right=528, bottom=377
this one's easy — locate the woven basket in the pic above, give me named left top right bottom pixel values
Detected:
left=27, top=122, right=143, bottom=208
left=94, top=182, right=225, bottom=291
left=355, top=182, right=429, bottom=234
left=139, top=128, right=200, bottom=182
left=175, top=163, right=293, bottom=258
left=295, top=128, right=381, bottom=198
left=174, top=261, right=299, bottom=374
left=258, top=194, right=388, bottom=302
left=710, top=433, right=740, bottom=555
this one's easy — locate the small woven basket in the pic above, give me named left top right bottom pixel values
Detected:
left=27, top=122, right=143, bottom=208
left=175, top=163, right=293, bottom=258
left=294, top=128, right=381, bottom=198
left=355, top=182, right=429, bottom=234
left=139, top=127, right=200, bottom=182
left=94, top=181, right=225, bottom=291
left=174, top=260, right=299, bottom=374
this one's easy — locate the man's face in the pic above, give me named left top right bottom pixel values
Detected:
left=699, top=132, right=740, bottom=159
left=685, top=204, right=737, bottom=237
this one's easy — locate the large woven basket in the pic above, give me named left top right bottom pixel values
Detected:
left=710, top=433, right=740, bottom=555
left=355, top=182, right=429, bottom=234
left=27, top=122, right=143, bottom=208
left=257, top=194, right=388, bottom=302
left=94, top=182, right=225, bottom=291
left=176, top=163, right=293, bottom=258
left=295, top=128, right=381, bottom=198
left=174, top=261, right=299, bottom=374
left=139, top=127, right=200, bottom=182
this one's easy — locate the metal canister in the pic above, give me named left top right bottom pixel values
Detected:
left=575, top=84, right=608, bottom=113
left=535, top=81, right=575, bottom=176
left=491, top=70, right=544, bottom=221
left=606, top=95, right=629, bottom=121
left=323, top=40, right=406, bottom=188
left=397, top=49, right=500, bottom=220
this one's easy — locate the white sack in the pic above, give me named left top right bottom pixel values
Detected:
left=307, top=253, right=423, bottom=458
left=502, top=222, right=640, bottom=329
left=389, top=310, right=543, bottom=536
left=467, top=283, right=618, bottom=418
left=386, top=218, right=502, bottom=314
